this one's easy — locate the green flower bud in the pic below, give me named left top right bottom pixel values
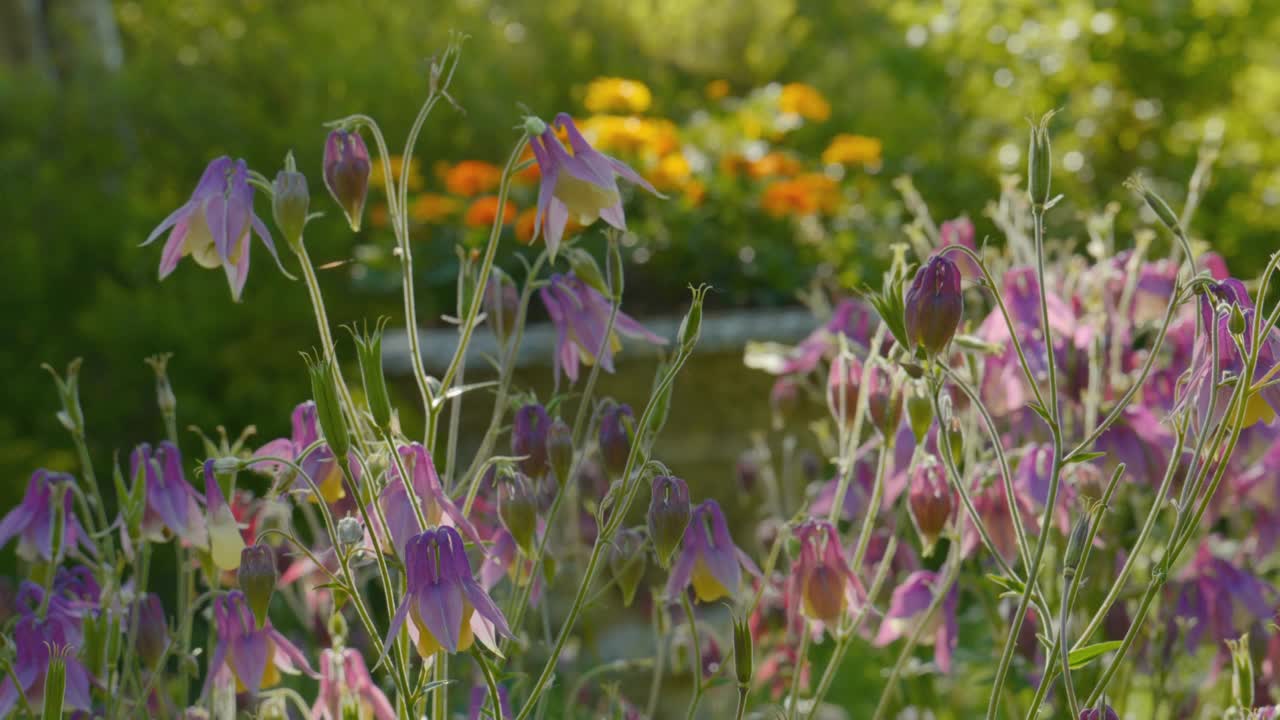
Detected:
left=350, top=319, right=394, bottom=431
left=546, top=418, right=574, bottom=486
left=1228, top=634, right=1255, bottom=710
left=337, top=516, right=363, bottom=547
left=238, top=544, right=277, bottom=628
left=499, top=472, right=539, bottom=556
left=1027, top=111, right=1055, bottom=207
left=608, top=527, right=647, bottom=607
left=1228, top=303, right=1247, bottom=337
left=1062, top=515, right=1090, bottom=575
left=679, top=284, right=711, bottom=352
left=906, top=380, right=934, bottom=443
left=733, top=613, right=753, bottom=689
left=567, top=248, right=610, bottom=297
left=42, top=644, right=70, bottom=720
left=647, top=476, right=691, bottom=568
left=272, top=152, right=310, bottom=251
left=1125, top=175, right=1183, bottom=236
left=304, top=352, right=351, bottom=459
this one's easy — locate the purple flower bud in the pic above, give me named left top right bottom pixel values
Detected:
left=498, top=472, right=539, bottom=556
left=238, top=544, right=277, bottom=628
left=908, top=458, right=954, bottom=553
left=608, top=527, right=647, bottom=607
left=648, top=476, right=691, bottom=568
left=512, top=403, right=552, bottom=478
left=735, top=451, right=760, bottom=495
left=1079, top=706, right=1119, bottom=720
left=546, top=418, right=574, bottom=485
left=599, top=403, right=635, bottom=477
left=323, top=130, right=371, bottom=232
left=866, top=362, right=903, bottom=440
left=132, top=593, right=169, bottom=670
left=905, top=255, right=964, bottom=356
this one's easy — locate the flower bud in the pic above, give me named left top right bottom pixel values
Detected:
left=238, top=544, right=277, bottom=628
left=1062, top=515, right=1090, bottom=575
left=826, top=354, right=861, bottom=424
left=42, top=644, right=70, bottom=719
left=735, top=451, right=760, bottom=495
left=305, top=353, right=351, bottom=459
left=499, top=472, right=539, bottom=556
left=905, top=255, right=964, bottom=356
left=523, top=115, right=548, bottom=136
left=272, top=153, right=310, bottom=250
left=905, top=380, right=933, bottom=443
left=599, top=403, right=635, bottom=477
left=1228, top=303, right=1247, bottom=337
left=679, top=284, right=710, bottom=352
left=1229, top=634, right=1255, bottom=710
left=947, top=417, right=964, bottom=471
left=608, top=527, right=647, bottom=607
left=483, top=268, right=519, bottom=345
left=512, top=403, right=552, bottom=478
left=351, top=320, right=394, bottom=431
left=908, top=458, right=954, bottom=554
left=337, top=516, right=363, bottom=547
left=1027, top=111, right=1054, bottom=207
left=145, top=353, right=177, bottom=418
left=133, top=593, right=169, bottom=670
left=732, top=613, right=753, bottom=688
left=566, top=247, right=610, bottom=297
left=323, top=130, right=371, bottom=232
left=1078, top=705, right=1120, bottom=720
left=546, top=418, right=574, bottom=486
left=648, top=475, right=691, bottom=568
left=1125, top=175, right=1183, bottom=236
left=866, top=362, right=903, bottom=441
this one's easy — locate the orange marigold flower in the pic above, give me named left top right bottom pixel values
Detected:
left=445, top=160, right=503, bottom=197
left=822, top=134, right=883, bottom=167
left=371, top=155, right=424, bottom=191
left=760, top=173, right=840, bottom=217
left=746, top=152, right=802, bottom=179
left=778, top=83, right=831, bottom=122
left=683, top=180, right=707, bottom=206
left=583, top=77, right=653, bottom=114
left=649, top=153, right=693, bottom=192
left=370, top=203, right=390, bottom=228
left=516, top=145, right=541, bottom=184
left=409, top=193, right=461, bottom=224
left=465, top=196, right=516, bottom=228
left=705, top=80, right=731, bottom=101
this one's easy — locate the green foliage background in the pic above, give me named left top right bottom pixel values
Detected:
left=3, top=0, right=1280, bottom=520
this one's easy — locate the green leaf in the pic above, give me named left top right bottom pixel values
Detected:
left=1027, top=401, right=1053, bottom=424
left=1065, top=451, right=1107, bottom=465
left=1067, top=641, right=1122, bottom=670
left=984, top=573, right=1025, bottom=595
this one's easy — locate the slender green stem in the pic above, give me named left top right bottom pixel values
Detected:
left=682, top=593, right=705, bottom=720
left=734, top=687, right=749, bottom=720
left=785, top=626, right=812, bottom=720
left=474, top=646, right=504, bottom=719
left=646, top=602, right=668, bottom=720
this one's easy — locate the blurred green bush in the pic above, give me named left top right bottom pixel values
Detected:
left=3, top=0, right=1280, bottom=511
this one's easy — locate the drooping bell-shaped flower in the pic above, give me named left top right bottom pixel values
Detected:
left=203, top=590, right=316, bottom=697
left=252, top=401, right=347, bottom=504
left=511, top=403, right=552, bottom=478
left=204, top=460, right=246, bottom=571
left=598, top=403, right=635, bottom=477
left=129, top=441, right=208, bottom=546
left=381, top=527, right=512, bottom=659
left=907, top=457, right=955, bottom=554
left=323, top=130, right=372, bottom=232
left=312, top=648, right=395, bottom=720
left=904, top=255, right=964, bottom=356
left=238, top=544, right=277, bottom=629
left=0, top=470, right=94, bottom=562
left=527, top=112, right=663, bottom=258
left=143, top=156, right=289, bottom=301
left=540, top=273, right=667, bottom=383
left=785, top=520, right=865, bottom=637
left=873, top=570, right=958, bottom=673
left=666, top=500, right=760, bottom=603
left=371, top=443, right=479, bottom=559
left=133, top=593, right=170, bottom=671
left=648, top=475, right=692, bottom=568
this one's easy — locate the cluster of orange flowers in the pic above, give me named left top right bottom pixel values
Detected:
left=365, top=77, right=885, bottom=239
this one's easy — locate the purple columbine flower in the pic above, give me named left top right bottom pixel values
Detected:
left=750, top=299, right=878, bottom=377
left=143, top=156, right=288, bottom=301
left=1167, top=541, right=1275, bottom=654
left=527, top=113, right=663, bottom=258
left=511, top=402, right=553, bottom=478
left=129, top=442, right=207, bottom=546
left=480, top=528, right=544, bottom=606
left=252, top=401, right=348, bottom=504
left=372, top=443, right=479, bottom=559
left=469, top=683, right=514, bottom=720
left=873, top=570, right=959, bottom=673
left=785, top=520, right=865, bottom=637
left=312, top=647, right=395, bottom=720
left=203, top=590, right=316, bottom=698
left=0, top=470, right=94, bottom=562
left=381, top=527, right=512, bottom=659
left=539, top=272, right=667, bottom=383
left=666, top=499, right=760, bottom=603
left=204, top=460, right=246, bottom=572
left=0, top=582, right=92, bottom=716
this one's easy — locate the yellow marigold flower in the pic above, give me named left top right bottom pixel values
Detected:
left=445, top=160, right=504, bottom=197
left=779, top=83, right=831, bottom=122
left=580, top=115, right=679, bottom=156
left=409, top=193, right=460, bottom=224
left=822, top=134, right=883, bottom=167
left=583, top=77, right=653, bottom=114
left=464, top=196, right=516, bottom=228
left=683, top=180, right=707, bottom=206
left=746, top=152, right=802, bottom=179
left=371, top=154, right=424, bottom=191
left=706, top=80, right=731, bottom=101
left=649, top=152, right=692, bottom=192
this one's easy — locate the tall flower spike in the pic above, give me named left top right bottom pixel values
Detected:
left=203, top=590, right=317, bottom=698
left=666, top=500, right=760, bottom=603
left=323, top=130, right=372, bottom=232
left=540, top=273, right=667, bottom=383
left=143, top=156, right=289, bottom=301
left=381, top=527, right=512, bottom=660
left=527, top=112, right=664, bottom=258
left=0, top=470, right=94, bottom=562
left=204, top=460, right=247, bottom=571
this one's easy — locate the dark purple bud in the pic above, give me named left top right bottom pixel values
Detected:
left=1079, top=706, right=1119, bottom=720
left=238, top=544, right=277, bottom=628
left=826, top=354, right=861, bottom=424
left=700, top=630, right=723, bottom=677
left=512, top=403, right=552, bottom=478
left=133, top=593, right=169, bottom=669
left=648, top=475, right=691, bottom=568
left=905, top=255, right=964, bottom=356
left=608, top=527, right=647, bottom=607
left=498, top=472, right=539, bottom=556
left=546, top=418, right=574, bottom=485
left=908, top=458, right=954, bottom=553
left=599, top=403, right=635, bottom=477
left=735, top=451, right=760, bottom=495
left=866, top=362, right=903, bottom=440
left=800, top=450, right=821, bottom=483
left=322, top=130, right=371, bottom=232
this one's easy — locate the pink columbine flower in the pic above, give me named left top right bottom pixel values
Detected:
left=312, top=647, right=394, bottom=720
left=873, top=570, right=958, bottom=673
left=143, top=156, right=288, bottom=301
left=540, top=272, right=667, bottom=383
left=203, top=590, right=316, bottom=697
left=129, top=442, right=207, bottom=547
left=785, top=520, right=865, bottom=637
left=0, top=470, right=95, bottom=563
left=371, top=443, right=479, bottom=559
left=527, top=113, right=663, bottom=258
left=381, top=527, right=512, bottom=659
left=253, top=401, right=348, bottom=505
left=667, top=500, right=760, bottom=603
